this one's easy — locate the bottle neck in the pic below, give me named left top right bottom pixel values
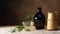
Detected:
left=37, top=10, right=41, bottom=13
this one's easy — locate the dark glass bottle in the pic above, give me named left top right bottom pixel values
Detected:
left=34, top=7, right=45, bottom=30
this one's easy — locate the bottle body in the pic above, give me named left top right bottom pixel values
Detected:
left=34, top=7, right=45, bottom=30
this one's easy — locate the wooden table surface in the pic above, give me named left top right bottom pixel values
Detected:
left=0, top=26, right=60, bottom=34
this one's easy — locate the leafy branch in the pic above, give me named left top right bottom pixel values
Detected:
left=10, top=12, right=35, bottom=33
left=23, top=12, right=35, bottom=21
left=10, top=25, right=24, bottom=33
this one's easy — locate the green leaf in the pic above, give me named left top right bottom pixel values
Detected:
left=11, top=29, right=16, bottom=33
left=16, top=25, right=24, bottom=32
left=24, top=12, right=35, bottom=21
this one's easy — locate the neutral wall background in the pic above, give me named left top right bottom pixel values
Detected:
left=0, top=0, right=60, bottom=26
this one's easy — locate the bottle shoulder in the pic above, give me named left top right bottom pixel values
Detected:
left=34, top=12, right=44, bottom=17
left=34, top=12, right=45, bottom=20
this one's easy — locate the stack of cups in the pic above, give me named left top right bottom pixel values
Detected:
left=47, top=12, right=58, bottom=31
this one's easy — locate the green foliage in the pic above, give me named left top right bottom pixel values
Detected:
left=24, top=12, right=35, bottom=21
left=16, top=25, right=24, bottom=32
left=10, top=12, right=35, bottom=33
left=10, top=25, right=24, bottom=33
left=11, top=29, right=16, bottom=33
